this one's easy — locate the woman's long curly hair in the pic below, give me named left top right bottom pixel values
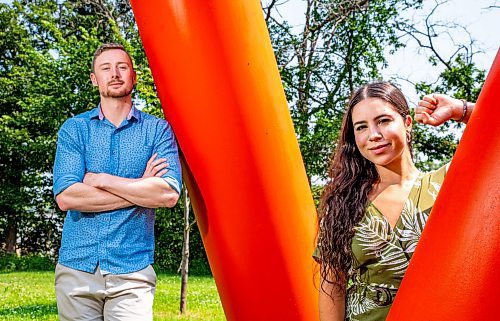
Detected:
left=317, top=81, right=412, bottom=295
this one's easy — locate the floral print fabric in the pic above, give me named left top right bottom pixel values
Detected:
left=347, top=164, right=448, bottom=321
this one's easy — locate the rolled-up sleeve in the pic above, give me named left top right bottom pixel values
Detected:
left=53, top=119, right=85, bottom=197
left=154, top=120, right=182, bottom=195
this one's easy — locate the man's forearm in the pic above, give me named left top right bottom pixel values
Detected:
left=88, top=174, right=179, bottom=208
left=56, top=182, right=134, bottom=212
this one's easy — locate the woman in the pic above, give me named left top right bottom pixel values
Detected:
left=316, top=81, right=474, bottom=321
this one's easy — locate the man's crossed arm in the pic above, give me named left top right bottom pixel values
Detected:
left=56, top=154, right=179, bottom=212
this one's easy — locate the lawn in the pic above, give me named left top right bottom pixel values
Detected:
left=0, top=271, right=225, bottom=321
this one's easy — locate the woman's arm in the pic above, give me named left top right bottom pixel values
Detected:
left=319, top=271, right=346, bottom=321
left=415, top=94, right=475, bottom=126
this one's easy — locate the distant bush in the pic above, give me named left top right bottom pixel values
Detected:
left=0, top=253, right=55, bottom=272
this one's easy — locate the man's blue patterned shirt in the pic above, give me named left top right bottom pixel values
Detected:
left=53, top=105, right=182, bottom=274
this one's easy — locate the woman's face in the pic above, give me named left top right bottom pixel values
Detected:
left=351, top=98, right=411, bottom=167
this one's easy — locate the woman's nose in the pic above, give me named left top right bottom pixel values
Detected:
left=368, top=126, right=382, bottom=141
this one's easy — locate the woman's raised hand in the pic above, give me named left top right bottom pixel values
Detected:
left=415, top=94, right=466, bottom=126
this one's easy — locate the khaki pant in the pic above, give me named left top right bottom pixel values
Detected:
left=55, top=263, right=156, bottom=321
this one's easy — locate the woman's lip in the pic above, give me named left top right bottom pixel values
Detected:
left=369, top=143, right=391, bottom=153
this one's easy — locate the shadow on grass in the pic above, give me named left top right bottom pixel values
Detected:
left=0, top=303, right=58, bottom=318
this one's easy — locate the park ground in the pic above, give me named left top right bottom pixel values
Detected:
left=0, top=271, right=225, bottom=321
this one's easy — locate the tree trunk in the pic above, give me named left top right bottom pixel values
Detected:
left=179, top=186, right=190, bottom=314
left=5, top=220, right=17, bottom=254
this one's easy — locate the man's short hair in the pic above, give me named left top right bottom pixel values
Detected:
left=91, top=43, right=134, bottom=73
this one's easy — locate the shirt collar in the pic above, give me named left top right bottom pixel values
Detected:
left=91, top=104, right=141, bottom=121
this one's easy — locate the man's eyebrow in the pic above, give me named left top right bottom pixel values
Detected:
left=98, top=61, right=130, bottom=67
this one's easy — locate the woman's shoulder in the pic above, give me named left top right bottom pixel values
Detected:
left=421, top=162, right=449, bottom=185
left=414, top=162, right=449, bottom=203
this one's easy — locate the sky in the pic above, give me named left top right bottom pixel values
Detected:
left=382, top=0, right=499, bottom=103
left=273, top=0, right=500, bottom=105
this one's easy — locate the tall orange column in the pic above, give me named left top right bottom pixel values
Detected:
left=387, top=50, right=500, bottom=320
left=130, top=1, right=319, bottom=320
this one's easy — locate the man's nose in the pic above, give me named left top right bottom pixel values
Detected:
left=111, top=66, right=121, bottom=78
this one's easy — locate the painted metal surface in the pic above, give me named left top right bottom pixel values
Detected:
left=130, top=1, right=320, bottom=320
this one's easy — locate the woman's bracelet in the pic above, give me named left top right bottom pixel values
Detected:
left=457, top=99, right=468, bottom=122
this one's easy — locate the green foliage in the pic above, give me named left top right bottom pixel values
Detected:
left=267, top=0, right=424, bottom=180
left=311, top=184, right=324, bottom=210
left=0, top=253, right=55, bottom=272
left=154, top=200, right=211, bottom=275
left=413, top=53, right=485, bottom=171
left=0, top=2, right=66, bottom=255
left=0, top=271, right=224, bottom=321
left=266, top=0, right=486, bottom=178
left=0, top=0, right=209, bottom=275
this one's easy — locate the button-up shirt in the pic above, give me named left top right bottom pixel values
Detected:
left=53, top=105, right=182, bottom=274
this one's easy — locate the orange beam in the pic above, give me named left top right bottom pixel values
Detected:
left=387, top=50, right=500, bottom=320
left=130, top=1, right=319, bottom=320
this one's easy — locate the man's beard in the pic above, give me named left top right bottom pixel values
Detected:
left=101, top=83, right=133, bottom=98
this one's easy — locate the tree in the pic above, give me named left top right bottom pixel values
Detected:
left=262, top=0, right=489, bottom=185
left=0, top=0, right=167, bottom=257
left=0, top=1, right=67, bottom=254
left=178, top=186, right=196, bottom=314
left=395, top=0, right=486, bottom=170
left=263, top=0, right=425, bottom=183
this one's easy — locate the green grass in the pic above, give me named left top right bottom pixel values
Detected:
left=0, top=271, right=225, bottom=321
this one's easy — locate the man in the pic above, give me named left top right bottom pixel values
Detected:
left=53, top=43, right=182, bottom=320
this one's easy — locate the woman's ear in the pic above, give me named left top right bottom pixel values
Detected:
left=405, top=115, right=412, bottom=129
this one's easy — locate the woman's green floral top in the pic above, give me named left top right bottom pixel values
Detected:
left=347, top=164, right=448, bottom=321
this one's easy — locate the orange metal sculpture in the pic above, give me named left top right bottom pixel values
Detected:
left=131, top=0, right=499, bottom=318
left=130, top=1, right=319, bottom=320
left=387, top=50, right=500, bottom=320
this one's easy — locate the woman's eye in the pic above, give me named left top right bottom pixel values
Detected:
left=355, top=125, right=366, bottom=131
left=379, top=118, right=391, bottom=124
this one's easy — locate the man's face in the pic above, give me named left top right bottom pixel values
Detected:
left=90, top=49, right=136, bottom=99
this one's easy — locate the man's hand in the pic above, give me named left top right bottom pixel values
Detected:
left=83, top=172, right=108, bottom=188
left=143, top=153, right=169, bottom=178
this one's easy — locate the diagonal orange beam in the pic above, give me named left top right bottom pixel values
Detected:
left=130, top=1, right=320, bottom=320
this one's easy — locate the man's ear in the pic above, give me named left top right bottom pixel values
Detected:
left=132, top=70, right=137, bottom=86
left=90, top=73, right=98, bottom=86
